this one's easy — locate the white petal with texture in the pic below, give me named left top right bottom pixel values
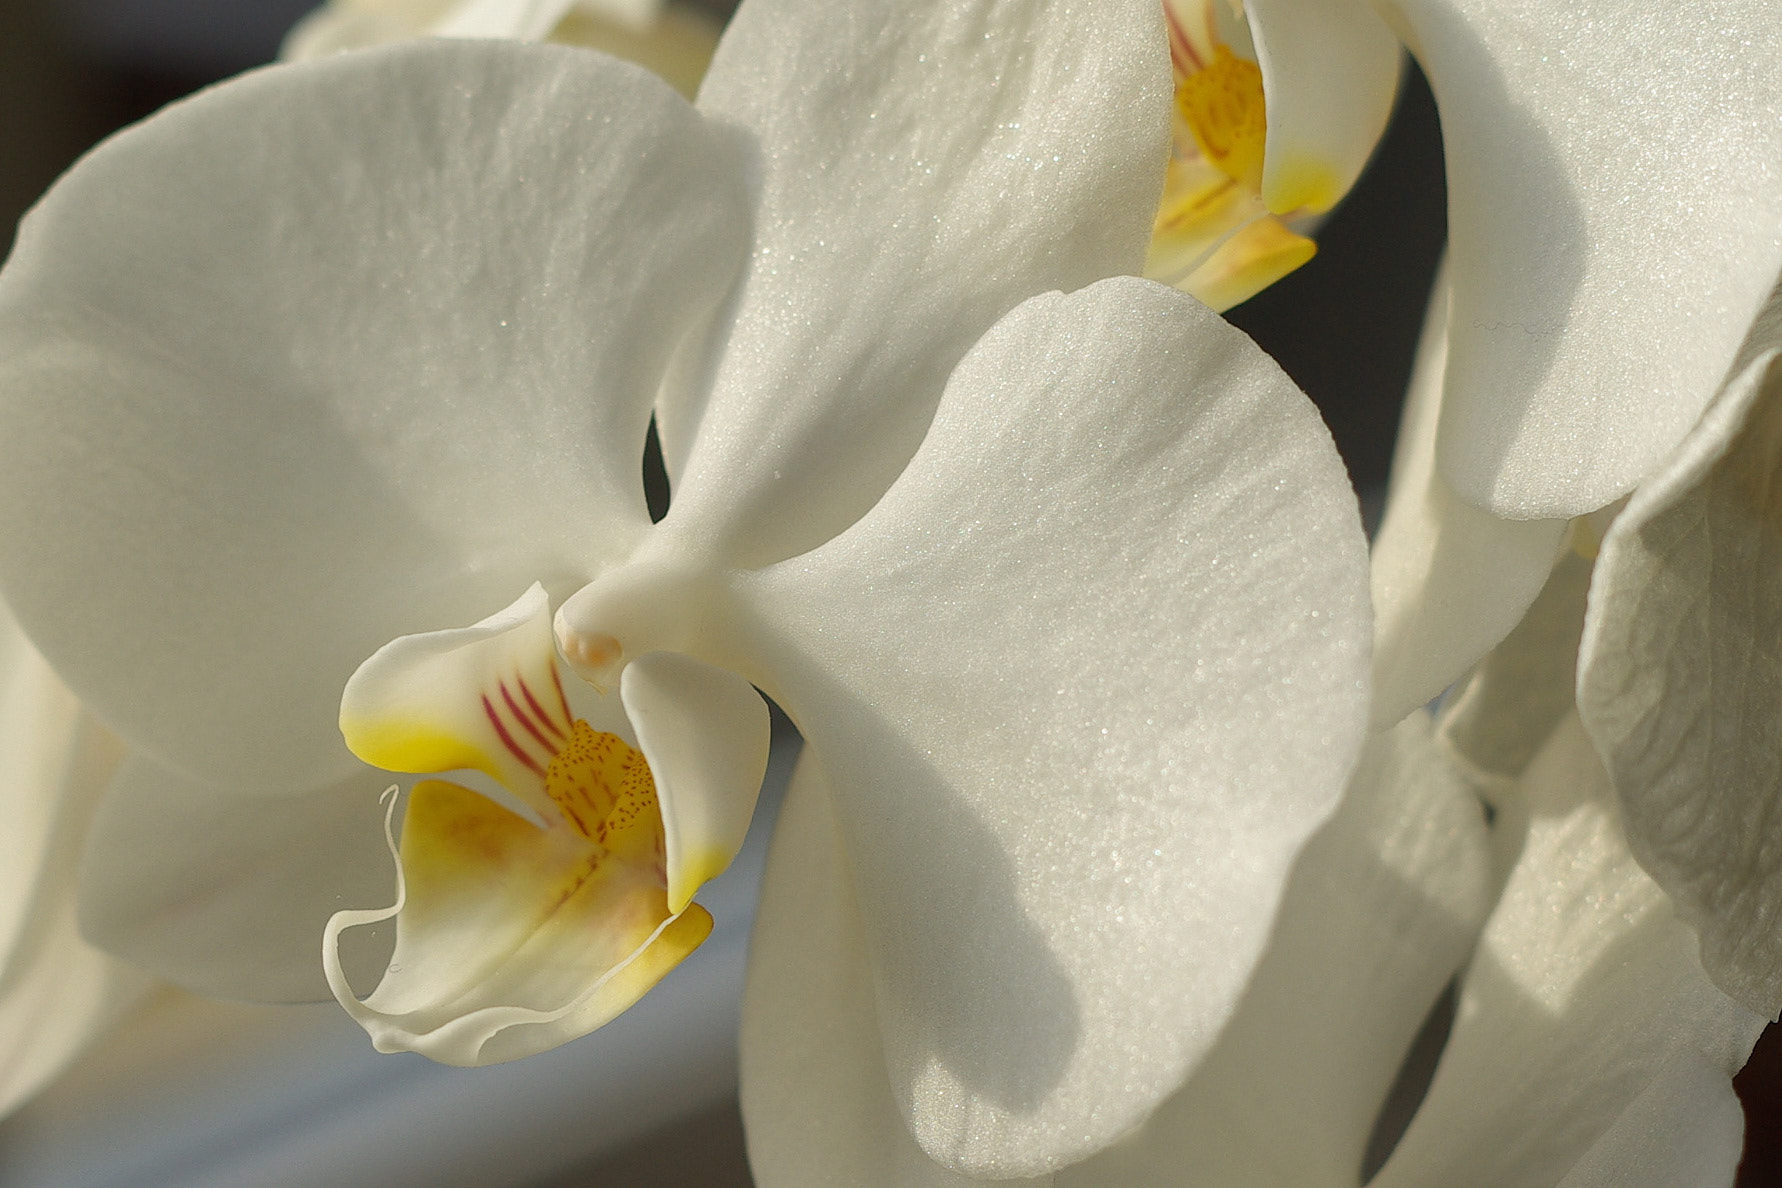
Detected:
left=1245, top=0, right=1400, bottom=215
left=1371, top=268, right=1566, bottom=727
left=1376, top=0, right=1782, bottom=518
left=738, top=278, right=1371, bottom=1176
left=0, top=41, right=747, bottom=794
left=1370, top=715, right=1765, bottom=1188
left=669, top=0, right=1172, bottom=565
left=620, top=650, right=770, bottom=913
left=1059, top=711, right=1491, bottom=1188
left=741, top=755, right=1049, bottom=1188
left=1578, top=340, right=1782, bottom=1017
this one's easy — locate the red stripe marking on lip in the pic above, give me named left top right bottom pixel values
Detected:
left=501, top=680, right=558, bottom=756
left=549, top=663, right=573, bottom=723
left=519, top=675, right=566, bottom=740
left=482, top=694, right=546, bottom=777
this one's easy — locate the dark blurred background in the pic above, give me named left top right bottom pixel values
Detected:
left=0, top=0, right=1774, bottom=1183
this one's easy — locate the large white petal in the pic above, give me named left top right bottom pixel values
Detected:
left=1577, top=337, right=1782, bottom=1016
left=736, top=278, right=1371, bottom=1176
left=1373, top=0, right=1782, bottom=518
left=0, top=40, right=748, bottom=793
left=741, top=755, right=1049, bottom=1188
left=1371, top=268, right=1566, bottom=728
left=1245, top=0, right=1401, bottom=216
left=668, top=0, right=1172, bottom=564
left=1059, top=711, right=1492, bottom=1188
left=77, top=757, right=397, bottom=1003
left=0, top=604, right=150, bottom=1116
left=1370, top=715, right=1765, bottom=1188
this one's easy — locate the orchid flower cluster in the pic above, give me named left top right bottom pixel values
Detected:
left=0, top=0, right=1778, bottom=1184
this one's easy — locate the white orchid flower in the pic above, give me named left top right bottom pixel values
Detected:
left=1271, top=0, right=1782, bottom=723
left=1142, top=0, right=1398, bottom=311
left=1377, top=258, right=1782, bottom=1026
left=282, top=0, right=721, bottom=98
left=0, top=0, right=1374, bottom=1175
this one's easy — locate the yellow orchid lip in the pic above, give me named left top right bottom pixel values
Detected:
left=327, top=583, right=715, bottom=1065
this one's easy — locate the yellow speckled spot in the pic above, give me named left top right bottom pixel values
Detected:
left=1177, top=45, right=1268, bottom=193
left=1181, top=216, right=1317, bottom=312
left=545, top=721, right=663, bottom=866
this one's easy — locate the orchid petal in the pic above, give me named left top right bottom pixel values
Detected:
left=0, top=604, right=150, bottom=1115
left=1245, top=0, right=1400, bottom=216
left=1577, top=336, right=1782, bottom=1016
left=1059, top=711, right=1491, bottom=1188
left=1437, top=547, right=1591, bottom=784
left=620, top=651, right=770, bottom=914
left=1370, top=715, right=1765, bottom=1188
left=432, top=0, right=584, bottom=40
left=669, top=0, right=1172, bottom=564
left=1551, top=1054, right=1747, bottom=1188
left=1371, top=268, right=1566, bottom=728
left=324, top=777, right=710, bottom=1067
left=0, top=41, right=747, bottom=794
left=741, top=755, right=1050, bottom=1188
left=341, top=584, right=576, bottom=824
left=1372, top=0, right=1782, bottom=517
left=737, top=277, right=1371, bottom=1176
left=77, top=757, right=397, bottom=1002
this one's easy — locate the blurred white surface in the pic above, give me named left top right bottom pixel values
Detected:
left=0, top=731, right=794, bottom=1188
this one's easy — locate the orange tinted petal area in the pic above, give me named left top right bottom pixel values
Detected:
left=545, top=720, right=664, bottom=866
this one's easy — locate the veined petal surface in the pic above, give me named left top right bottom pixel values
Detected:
left=738, top=278, right=1371, bottom=1176
left=1371, top=270, right=1566, bottom=728
left=1370, top=716, right=1765, bottom=1188
left=1245, top=0, right=1400, bottom=215
left=671, top=0, right=1172, bottom=564
left=1376, top=0, right=1782, bottom=518
left=0, top=41, right=747, bottom=793
left=742, top=756, right=1049, bottom=1188
left=1059, top=712, right=1492, bottom=1188
left=1578, top=335, right=1782, bottom=1016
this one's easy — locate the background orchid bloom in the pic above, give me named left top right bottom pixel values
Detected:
left=0, top=0, right=1374, bottom=1178
left=1238, top=0, right=1782, bottom=723
left=1144, top=0, right=1398, bottom=312
left=1375, top=262, right=1782, bottom=1025
left=282, top=0, right=721, bottom=98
